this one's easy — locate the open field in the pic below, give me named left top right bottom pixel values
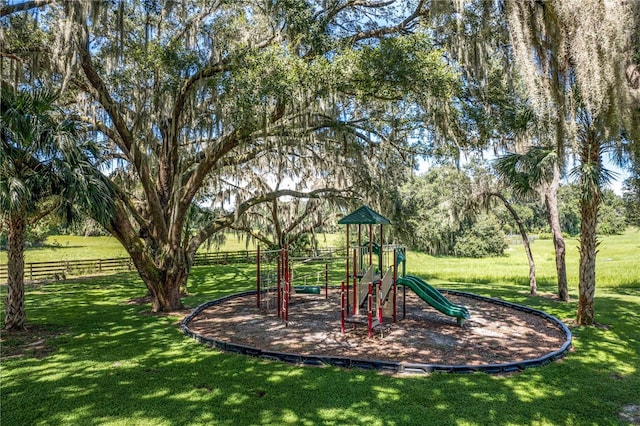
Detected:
left=0, top=235, right=129, bottom=263
left=413, top=228, right=640, bottom=290
left=1, top=230, right=639, bottom=425
left=4, top=229, right=637, bottom=289
left=0, top=232, right=342, bottom=264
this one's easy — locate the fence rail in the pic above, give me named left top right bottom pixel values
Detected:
left=0, top=247, right=341, bottom=284
left=0, top=257, right=135, bottom=283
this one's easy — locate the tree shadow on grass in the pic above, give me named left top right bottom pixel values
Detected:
left=3, top=335, right=638, bottom=425
left=2, top=272, right=639, bottom=425
left=185, top=264, right=257, bottom=306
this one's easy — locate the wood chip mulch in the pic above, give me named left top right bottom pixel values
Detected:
left=187, top=289, right=568, bottom=367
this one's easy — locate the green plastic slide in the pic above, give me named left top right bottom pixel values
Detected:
left=397, top=275, right=469, bottom=325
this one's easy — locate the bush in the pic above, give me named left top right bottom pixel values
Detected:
left=454, top=216, right=508, bottom=258
left=597, top=195, right=627, bottom=235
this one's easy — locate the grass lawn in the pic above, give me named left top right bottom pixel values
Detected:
left=1, top=230, right=639, bottom=425
left=0, top=235, right=130, bottom=263
left=0, top=232, right=341, bottom=264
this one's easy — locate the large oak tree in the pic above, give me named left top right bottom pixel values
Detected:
left=2, top=1, right=458, bottom=312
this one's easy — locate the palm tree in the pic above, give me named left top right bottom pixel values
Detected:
left=1, top=86, right=113, bottom=330
left=494, top=147, right=569, bottom=301
left=572, top=115, right=627, bottom=325
left=506, top=1, right=639, bottom=324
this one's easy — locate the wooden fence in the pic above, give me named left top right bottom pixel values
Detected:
left=0, top=247, right=339, bottom=284
left=0, top=257, right=135, bottom=283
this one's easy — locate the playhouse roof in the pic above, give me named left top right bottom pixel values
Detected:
left=337, top=205, right=391, bottom=225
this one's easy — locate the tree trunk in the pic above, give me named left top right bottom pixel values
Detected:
left=490, top=192, right=537, bottom=295
left=577, top=194, right=599, bottom=325
left=577, top=139, right=602, bottom=326
left=127, top=250, right=187, bottom=312
left=108, top=203, right=186, bottom=312
left=4, top=214, right=26, bottom=330
left=545, top=163, right=569, bottom=301
left=150, top=272, right=185, bottom=313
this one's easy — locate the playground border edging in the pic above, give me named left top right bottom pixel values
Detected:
left=180, top=288, right=572, bottom=375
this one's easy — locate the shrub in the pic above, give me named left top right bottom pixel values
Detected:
left=454, top=216, right=508, bottom=258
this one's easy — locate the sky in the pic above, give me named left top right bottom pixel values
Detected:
left=417, top=152, right=630, bottom=196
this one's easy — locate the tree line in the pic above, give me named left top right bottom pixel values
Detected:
left=396, top=163, right=632, bottom=256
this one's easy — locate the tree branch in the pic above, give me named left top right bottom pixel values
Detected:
left=316, top=0, right=395, bottom=23
left=284, top=200, right=320, bottom=235
left=170, top=60, right=229, bottom=143
left=77, top=33, right=169, bottom=242
left=228, top=224, right=275, bottom=249
left=344, top=0, right=427, bottom=44
left=179, top=131, right=241, bottom=210
left=0, top=0, right=54, bottom=17
left=27, top=199, right=62, bottom=226
left=186, top=188, right=351, bottom=257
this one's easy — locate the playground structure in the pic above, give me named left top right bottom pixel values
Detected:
left=338, top=206, right=470, bottom=335
left=338, top=206, right=400, bottom=336
left=254, top=206, right=470, bottom=338
left=255, top=244, right=332, bottom=326
left=183, top=205, right=571, bottom=374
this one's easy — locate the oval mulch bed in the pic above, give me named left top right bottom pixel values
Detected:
left=182, top=288, right=571, bottom=374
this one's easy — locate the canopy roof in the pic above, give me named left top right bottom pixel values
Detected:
left=337, top=205, right=391, bottom=225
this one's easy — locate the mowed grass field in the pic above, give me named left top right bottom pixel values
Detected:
left=0, top=233, right=264, bottom=263
left=413, top=229, right=640, bottom=291
left=1, top=229, right=639, bottom=425
left=0, top=232, right=342, bottom=264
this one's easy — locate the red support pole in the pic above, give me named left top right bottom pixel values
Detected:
left=353, top=248, right=357, bottom=315
left=402, top=246, right=406, bottom=319
left=285, top=280, right=290, bottom=327
left=341, top=281, right=345, bottom=334
left=284, top=243, right=288, bottom=283
left=345, top=225, right=349, bottom=284
left=289, top=250, right=293, bottom=302
left=367, top=282, right=373, bottom=338
left=378, top=280, right=383, bottom=324
left=277, top=251, right=282, bottom=318
left=285, top=243, right=290, bottom=319
left=257, top=245, right=261, bottom=308
left=287, top=244, right=292, bottom=301
left=284, top=243, right=291, bottom=303
left=346, top=225, right=350, bottom=315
